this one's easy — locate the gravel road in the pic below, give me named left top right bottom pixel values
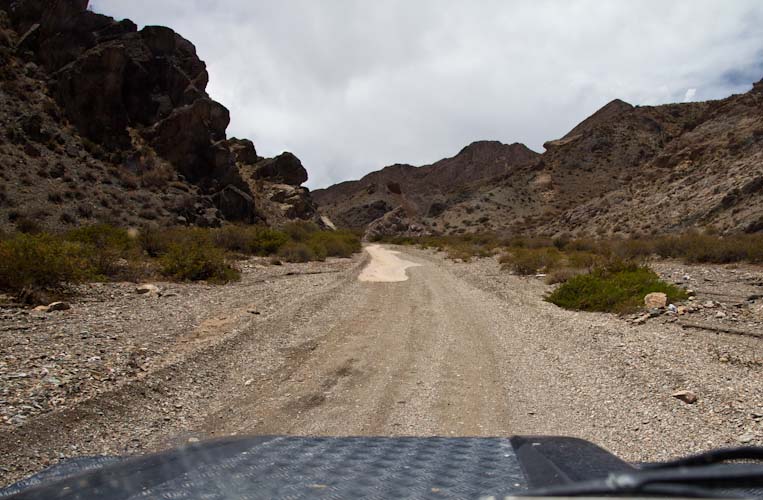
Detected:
left=1, top=245, right=761, bottom=486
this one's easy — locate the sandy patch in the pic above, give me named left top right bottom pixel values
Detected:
left=358, top=245, right=422, bottom=282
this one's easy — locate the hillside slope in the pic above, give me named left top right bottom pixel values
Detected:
left=0, top=0, right=318, bottom=231
left=313, top=141, right=540, bottom=229
left=316, top=80, right=763, bottom=238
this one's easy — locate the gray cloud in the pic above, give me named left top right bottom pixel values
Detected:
left=91, top=1, right=763, bottom=188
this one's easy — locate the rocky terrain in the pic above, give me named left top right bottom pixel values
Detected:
left=1, top=246, right=761, bottom=487
left=0, top=0, right=319, bottom=231
left=315, top=80, right=763, bottom=239
left=313, top=141, right=539, bottom=231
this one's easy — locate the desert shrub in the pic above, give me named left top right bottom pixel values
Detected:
left=500, top=247, right=563, bottom=275
left=278, top=242, right=318, bottom=263
left=0, top=233, right=88, bottom=293
left=66, top=224, right=137, bottom=278
left=546, top=263, right=687, bottom=313
left=137, top=225, right=174, bottom=257
left=14, top=216, right=42, bottom=234
left=159, top=230, right=239, bottom=283
left=565, top=251, right=604, bottom=270
left=545, top=268, right=584, bottom=285
left=307, top=229, right=361, bottom=258
left=213, top=225, right=289, bottom=256
left=140, top=164, right=174, bottom=189
left=282, top=221, right=320, bottom=242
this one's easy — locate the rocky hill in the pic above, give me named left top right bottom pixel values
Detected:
left=316, top=80, right=763, bottom=239
left=0, top=0, right=319, bottom=231
left=312, top=141, right=540, bottom=229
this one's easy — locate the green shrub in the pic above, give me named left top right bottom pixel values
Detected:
left=137, top=225, right=173, bottom=258
left=278, top=242, right=317, bottom=263
left=500, top=247, right=563, bottom=275
left=0, top=233, right=88, bottom=293
left=282, top=221, right=320, bottom=242
left=66, top=224, right=136, bottom=278
left=307, top=229, right=361, bottom=258
left=160, top=236, right=239, bottom=283
left=546, top=263, right=688, bottom=313
left=213, top=225, right=289, bottom=256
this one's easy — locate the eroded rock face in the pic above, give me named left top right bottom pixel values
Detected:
left=0, top=0, right=318, bottom=228
left=364, top=207, right=428, bottom=241
left=145, top=98, right=232, bottom=183
left=212, top=185, right=258, bottom=223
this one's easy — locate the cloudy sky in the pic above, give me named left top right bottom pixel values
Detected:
left=90, top=1, right=763, bottom=189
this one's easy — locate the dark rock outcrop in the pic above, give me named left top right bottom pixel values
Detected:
left=254, top=152, right=309, bottom=186
left=0, top=0, right=319, bottom=229
left=226, top=138, right=258, bottom=165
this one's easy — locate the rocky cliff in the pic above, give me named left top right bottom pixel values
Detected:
left=0, top=0, right=318, bottom=231
left=316, top=81, right=763, bottom=238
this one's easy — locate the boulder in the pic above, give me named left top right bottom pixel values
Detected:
left=254, top=152, right=308, bottom=186
left=212, top=184, right=257, bottom=223
left=644, top=292, right=667, bottom=309
left=671, top=390, right=698, bottom=404
left=267, top=184, right=316, bottom=220
left=136, top=284, right=159, bottom=295
left=47, top=301, right=71, bottom=312
left=226, top=138, right=258, bottom=165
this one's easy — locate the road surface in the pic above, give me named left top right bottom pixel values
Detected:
left=2, top=244, right=760, bottom=485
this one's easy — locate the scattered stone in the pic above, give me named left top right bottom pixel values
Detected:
left=702, top=300, right=716, bottom=308
left=715, top=311, right=727, bottom=319
left=244, top=379, right=254, bottom=386
left=644, top=292, right=667, bottom=309
left=47, top=302, right=71, bottom=312
left=136, top=284, right=160, bottom=295
left=667, top=304, right=678, bottom=314
left=33, top=305, right=49, bottom=312
left=671, top=390, right=698, bottom=404
left=737, top=433, right=755, bottom=444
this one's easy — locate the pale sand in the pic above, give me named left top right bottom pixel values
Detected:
left=358, top=244, right=422, bottom=282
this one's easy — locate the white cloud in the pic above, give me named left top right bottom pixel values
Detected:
left=684, top=88, right=697, bottom=102
left=90, top=0, right=763, bottom=188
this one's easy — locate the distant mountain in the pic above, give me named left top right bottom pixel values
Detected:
left=0, top=0, right=319, bottom=231
left=316, top=80, right=763, bottom=238
left=312, top=141, right=540, bottom=228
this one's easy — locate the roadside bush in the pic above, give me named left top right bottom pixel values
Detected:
left=66, top=224, right=137, bottom=278
left=544, top=268, right=583, bottom=285
left=159, top=230, right=239, bottom=283
left=278, top=242, right=317, bottom=263
left=0, top=233, right=87, bottom=293
left=500, top=247, right=563, bottom=275
left=282, top=221, right=320, bottom=242
left=213, top=225, right=289, bottom=256
left=546, top=263, right=687, bottom=313
left=307, top=229, right=361, bottom=258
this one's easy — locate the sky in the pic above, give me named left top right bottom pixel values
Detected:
left=90, top=1, right=763, bottom=189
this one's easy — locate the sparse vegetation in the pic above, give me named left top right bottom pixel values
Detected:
left=374, top=230, right=761, bottom=313
left=0, top=223, right=362, bottom=298
left=546, top=262, right=688, bottom=314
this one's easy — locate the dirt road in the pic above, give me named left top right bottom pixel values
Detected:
left=2, top=245, right=761, bottom=485
left=198, top=245, right=761, bottom=455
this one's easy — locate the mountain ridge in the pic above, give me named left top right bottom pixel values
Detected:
left=315, top=79, right=763, bottom=238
